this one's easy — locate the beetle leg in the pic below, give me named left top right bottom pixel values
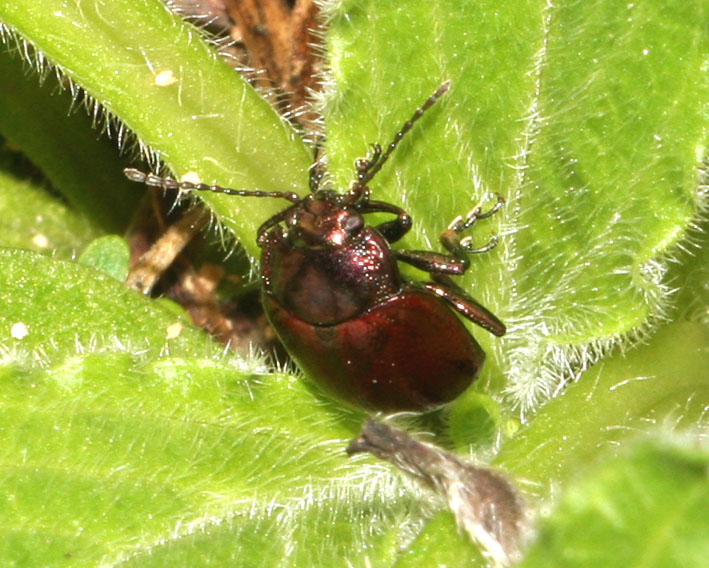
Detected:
left=423, top=274, right=506, bottom=336
left=256, top=203, right=300, bottom=246
left=395, top=193, right=505, bottom=335
left=355, top=143, right=383, bottom=181
left=358, top=200, right=412, bottom=243
left=395, top=249, right=466, bottom=274
left=348, top=144, right=382, bottom=203
left=442, top=193, right=504, bottom=256
left=395, top=193, right=504, bottom=274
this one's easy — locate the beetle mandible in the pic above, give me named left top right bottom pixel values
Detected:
left=125, top=81, right=506, bottom=411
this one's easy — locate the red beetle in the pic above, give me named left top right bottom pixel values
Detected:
left=125, top=82, right=505, bottom=411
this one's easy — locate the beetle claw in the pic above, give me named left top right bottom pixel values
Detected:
left=462, top=233, right=499, bottom=254
left=453, top=193, right=505, bottom=234
left=476, top=193, right=506, bottom=219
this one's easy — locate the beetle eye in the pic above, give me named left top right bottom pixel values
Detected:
left=344, top=214, right=364, bottom=233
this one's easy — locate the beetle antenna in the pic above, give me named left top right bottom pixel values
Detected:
left=123, top=169, right=302, bottom=203
left=309, top=137, right=326, bottom=193
left=356, top=81, right=451, bottom=188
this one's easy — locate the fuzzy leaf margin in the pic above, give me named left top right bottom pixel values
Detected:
left=0, top=0, right=708, bottom=566
left=0, top=248, right=426, bottom=567
left=519, top=438, right=709, bottom=568
left=0, top=0, right=312, bottom=257
left=323, top=0, right=708, bottom=411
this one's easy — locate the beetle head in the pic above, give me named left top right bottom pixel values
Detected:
left=287, top=192, right=364, bottom=248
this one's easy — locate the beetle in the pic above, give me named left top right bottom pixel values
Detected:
left=124, top=81, right=506, bottom=411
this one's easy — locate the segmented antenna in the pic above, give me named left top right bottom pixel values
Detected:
left=356, top=81, right=451, bottom=187
left=123, top=169, right=302, bottom=203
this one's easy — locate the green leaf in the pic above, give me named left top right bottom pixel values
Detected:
left=1, top=248, right=434, bottom=567
left=0, top=0, right=312, bottom=257
left=393, top=513, right=483, bottom=567
left=0, top=50, right=144, bottom=233
left=78, top=235, right=131, bottom=281
left=402, top=321, right=709, bottom=565
left=495, top=321, right=709, bottom=488
left=2, top=0, right=705, bottom=408
left=324, top=0, right=708, bottom=411
left=0, top=248, right=207, bottom=354
left=0, top=169, right=100, bottom=255
left=0, top=1, right=707, bottom=566
left=519, top=438, right=709, bottom=568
